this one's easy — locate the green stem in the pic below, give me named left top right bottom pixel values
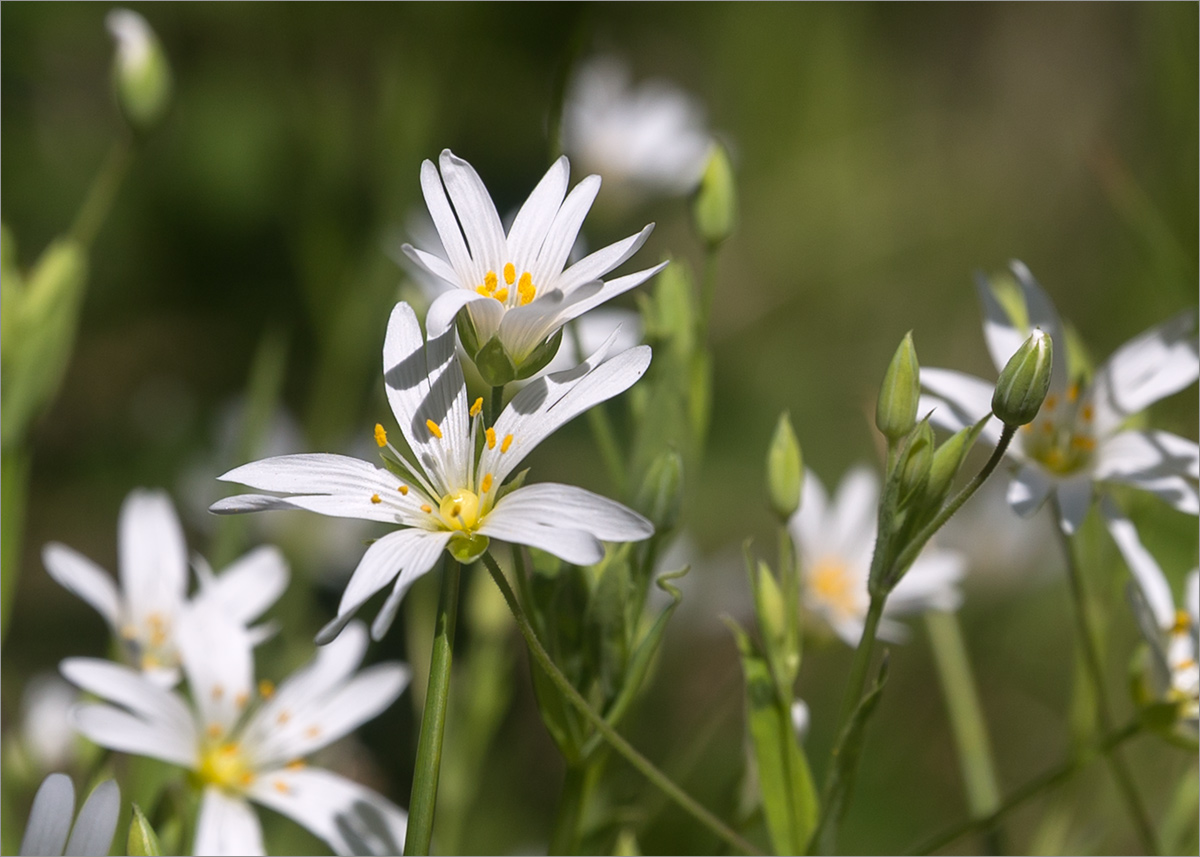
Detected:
left=481, top=552, right=762, bottom=856
left=0, top=446, right=30, bottom=644
left=907, top=721, right=1142, bottom=856
left=1050, top=504, right=1158, bottom=855
left=489, top=385, right=505, bottom=427
left=923, top=610, right=1004, bottom=854
left=404, top=557, right=462, bottom=856
left=549, top=761, right=602, bottom=855
left=698, top=243, right=720, bottom=339
left=835, top=595, right=886, bottom=730
left=70, top=137, right=134, bottom=249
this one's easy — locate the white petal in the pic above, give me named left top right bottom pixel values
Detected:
left=789, top=469, right=830, bottom=567
left=42, top=544, right=120, bottom=627
left=1009, top=261, right=1068, bottom=395
left=1103, top=473, right=1200, bottom=516
left=830, top=467, right=880, bottom=565
left=401, top=243, right=460, bottom=290
left=790, top=700, right=811, bottom=743
left=59, top=658, right=195, bottom=740
left=1007, top=465, right=1052, bottom=517
left=118, top=489, right=188, bottom=625
left=425, top=288, right=496, bottom=338
left=920, top=369, right=994, bottom=425
left=556, top=224, right=654, bottom=293
left=974, top=270, right=1028, bottom=373
left=64, top=779, right=120, bottom=857
left=175, top=606, right=255, bottom=734
left=507, top=157, right=570, bottom=272
left=539, top=309, right=642, bottom=377
left=438, top=150, right=507, bottom=274
left=1101, top=499, right=1175, bottom=629
left=247, top=768, right=407, bottom=857
left=554, top=263, right=668, bottom=326
left=481, top=338, right=651, bottom=485
left=19, top=773, right=74, bottom=857
left=477, top=515, right=604, bottom=566
left=1054, top=476, right=1093, bottom=535
left=484, top=483, right=653, bottom=543
left=70, top=704, right=196, bottom=767
left=194, top=787, right=264, bottom=857
left=889, top=548, right=965, bottom=615
left=1094, top=430, right=1200, bottom=482
left=195, top=546, right=289, bottom=627
left=1090, top=312, right=1198, bottom=431
left=419, top=158, right=474, bottom=284
left=531, top=174, right=601, bottom=286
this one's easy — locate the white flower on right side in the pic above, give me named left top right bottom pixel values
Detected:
left=789, top=467, right=965, bottom=646
left=43, top=488, right=288, bottom=685
left=1102, top=500, right=1198, bottom=737
left=62, top=612, right=409, bottom=856
left=561, top=55, right=714, bottom=198
left=921, top=261, right=1199, bottom=534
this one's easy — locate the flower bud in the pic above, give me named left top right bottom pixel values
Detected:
left=636, top=451, right=683, bottom=531
left=766, top=411, right=803, bottom=521
left=691, top=144, right=736, bottom=246
left=875, top=332, right=920, bottom=442
left=897, top=420, right=935, bottom=505
left=992, top=329, right=1053, bottom=427
left=106, top=9, right=172, bottom=133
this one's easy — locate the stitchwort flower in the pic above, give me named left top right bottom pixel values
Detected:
left=43, top=488, right=288, bottom=685
left=212, top=302, right=654, bottom=642
left=790, top=467, right=965, bottom=645
left=401, top=150, right=666, bottom=382
left=62, top=609, right=409, bottom=856
left=921, top=261, right=1199, bottom=534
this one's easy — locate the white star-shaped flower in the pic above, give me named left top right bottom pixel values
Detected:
left=789, top=467, right=965, bottom=646
left=212, top=302, right=653, bottom=642
left=402, top=149, right=666, bottom=372
left=43, top=489, right=288, bottom=685
left=62, top=612, right=409, bottom=857
left=921, top=261, right=1199, bottom=534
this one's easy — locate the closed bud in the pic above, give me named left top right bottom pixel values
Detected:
left=925, top=414, right=990, bottom=506
left=875, top=332, right=920, bottom=441
left=766, top=411, right=803, bottom=521
left=897, top=420, right=935, bottom=505
left=636, top=451, right=684, bottom=531
left=755, top=561, right=787, bottom=653
left=106, top=9, right=172, bottom=133
left=992, top=329, right=1053, bottom=427
left=691, top=144, right=736, bottom=246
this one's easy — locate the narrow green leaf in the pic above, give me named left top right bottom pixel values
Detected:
left=127, top=804, right=162, bottom=856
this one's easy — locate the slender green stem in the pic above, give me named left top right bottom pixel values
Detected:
left=489, top=385, right=505, bottom=427
left=907, top=721, right=1142, bottom=855
left=923, top=610, right=1004, bottom=854
left=1050, top=504, right=1158, bottom=855
left=0, top=446, right=30, bottom=644
left=835, top=595, right=886, bottom=730
left=481, top=552, right=762, bottom=856
left=404, top=557, right=462, bottom=856
left=549, top=761, right=602, bottom=856
left=698, top=243, right=720, bottom=339
left=71, top=137, right=134, bottom=249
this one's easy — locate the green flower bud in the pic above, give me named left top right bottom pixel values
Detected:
left=474, top=336, right=517, bottom=386
left=127, top=804, right=162, bottom=857
left=992, top=329, right=1053, bottom=427
left=636, top=451, right=683, bottom=531
left=766, top=411, right=803, bottom=521
left=897, top=420, right=935, bottom=506
left=875, top=332, right=920, bottom=442
left=106, top=9, right=172, bottom=133
left=755, top=561, right=787, bottom=655
left=691, top=144, right=736, bottom=247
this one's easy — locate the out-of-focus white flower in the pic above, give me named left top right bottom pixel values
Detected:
left=1103, top=500, right=1198, bottom=738
left=790, top=699, right=811, bottom=743
left=18, top=774, right=120, bottom=857
left=19, top=674, right=80, bottom=772
left=63, top=611, right=409, bottom=857
left=562, top=56, right=714, bottom=198
left=402, top=150, right=665, bottom=372
left=922, top=261, right=1199, bottom=535
left=789, top=467, right=965, bottom=645
left=105, top=9, right=171, bottom=131
left=213, top=303, right=653, bottom=643
left=43, top=489, right=288, bottom=685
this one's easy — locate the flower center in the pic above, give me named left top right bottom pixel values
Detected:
left=198, top=741, right=255, bottom=793
left=439, top=490, right=482, bottom=532
left=1020, top=387, right=1096, bottom=476
left=119, top=611, right=179, bottom=672
left=475, top=264, right=537, bottom=306
left=809, top=557, right=858, bottom=618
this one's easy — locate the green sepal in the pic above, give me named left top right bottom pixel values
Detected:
left=495, top=468, right=529, bottom=504
left=447, top=533, right=489, bottom=564
left=896, top=419, right=935, bottom=509
left=514, top=328, right=564, bottom=380
left=925, top=413, right=992, bottom=507
left=456, top=310, right=481, bottom=359
left=127, top=804, right=162, bottom=856
left=475, top=336, right=517, bottom=386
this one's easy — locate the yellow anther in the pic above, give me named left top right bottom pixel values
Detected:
left=501, top=434, right=513, bottom=453
left=504, top=262, right=516, bottom=285
left=1042, top=421, right=1055, bottom=435
left=370, top=494, right=382, bottom=505
left=240, top=772, right=255, bottom=787
left=1173, top=610, right=1192, bottom=634
left=470, top=397, right=483, bottom=417
left=305, top=725, right=321, bottom=739
left=1067, top=383, right=1079, bottom=403
left=258, top=680, right=275, bottom=699
left=207, top=723, right=223, bottom=739
left=277, top=710, right=291, bottom=725
left=426, top=419, right=443, bottom=439
left=149, top=627, right=167, bottom=646
left=120, top=624, right=138, bottom=640
left=1070, top=435, right=1096, bottom=451
left=485, top=270, right=499, bottom=291
left=486, top=427, right=496, bottom=449
left=1178, top=657, right=1197, bottom=670
left=481, top=473, right=494, bottom=493
left=810, top=557, right=857, bottom=618
left=274, top=780, right=291, bottom=794
left=1081, top=404, right=1094, bottom=422
left=439, top=490, right=482, bottom=532
left=1044, top=394, right=1058, bottom=411
left=212, top=685, right=225, bottom=701
left=287, top=759, right=306, bottom=771
left=476, top=285, right=492, bottom=296
left=493, top=288, right=509, bottom=302
left=141, top=654, right=161, bottom=670
left=374, top=423, right=388, bottom=447
left=398, top=484, right=409, bottom=495
left=235, top=692, right=249, bottom=709
left=198, top=741, right=254, bottom=792
left=517, top=272, right=536, bottom=305
left=421, top=503, right=433, bottom=514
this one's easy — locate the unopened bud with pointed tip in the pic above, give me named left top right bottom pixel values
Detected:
left=876, top=332, right=920, bottom=442
left=993, top=329, right=1053, bottom=427
left=106, top=9, right=172, bottom=133
left=692, top=144, right=736, bottom=246
left=766, top=411, right=803, bottom=521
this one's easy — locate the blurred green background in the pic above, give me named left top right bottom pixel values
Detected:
left=2, top=3, right=1197, bottom=855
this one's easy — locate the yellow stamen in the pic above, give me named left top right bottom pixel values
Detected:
left=493, top=287, right=509, bottom=302
left=1173, top=610, right=1192, bottom=634
left=481, top=473, right=493, bottom=493
left=1067, top=383, right=1079, bottom=403
left=486, top=427, right=496, bottom=449
left=1044, top=394, right=1058, bottom=410
left=141, top=654, right=161, bottom=670
left=147, top=612, right=165, bottom=629
left=235, top=692, right=248, bottom=709
left=370, top=493, right=382, bottom=504
left=240, top=772, right=255, bottom=787
left=398, top=485, right=409, bottom=495
left=501, top=434, right=513, bottom=453
left=476, top=284, right=492, bottom=296
left=470, top=397, right=483, bottom=417
left=212, top=685, right=225, bottom=701
left=426, top=419, right=443, bottom=439
left=517, top=272, right=536, bottom=305
left=120, top=624, right=138, bottom=640
left=149, top=627, right=167, bottom=646
left=277, top=711, right=291, bottom=725
left=287, top=759, right=306, bottom=771
left=504, top=262, right=516, bottom=285
left=305, top=725, right=321, bottom=739
left=485, top=270, right=499, bottom=291
left=207, top=724, right=223, bottom=739
left=1070, top=436, right=1096, bottom=451
left=274, top=780, right=291, bottom=794
left=1042, top=421, right=1055, bottom=435
left=421, top=503, right=433, bottom=514
left=258, top=680, right=275, bottom=699
left=1081, top=404, right=1094, bottom=422
left=809, top=557, right=858, bottom=618
left=198, top=741, right=254, bottom=792
left=374, top=423, right=388, bottom=447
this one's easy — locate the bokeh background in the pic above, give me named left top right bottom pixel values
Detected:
left=2, top=3, right=1197, bottom=855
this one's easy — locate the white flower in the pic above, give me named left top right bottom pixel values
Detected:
left=106, top=9, right=155, bottom=74
left=212, top=302, right=654, bottom=642
left=43, top=489, right=288, bottom=685
left=62, top=612, right=409, bottom=857
left=19, top=674, right=80, bottom=772
left=541, top=308, right=643, bottom=377
left=789, top=467, right=965, bottom=645
left=1103, top=500, right=1198, bottom=735
left=401, top=150, right=666, bottom=368
left=922, top=261, right=1199, bottom=534
left=561, top=56, right=714, bottom=198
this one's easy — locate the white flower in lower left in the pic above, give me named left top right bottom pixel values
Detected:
left=61, top=612, right=409, bottom=856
